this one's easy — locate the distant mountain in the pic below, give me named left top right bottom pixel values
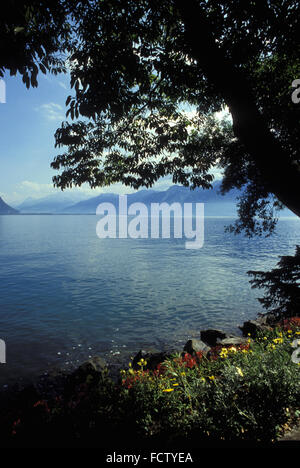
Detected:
left=63, top=192, right=120, bottom=214
left=62, top=181, right=241, bottom=215
left=16, top=192, right=89, bottom=213
left=12, top=181, right=296, bottom=217
left=0, top=197, right=19, bottom=214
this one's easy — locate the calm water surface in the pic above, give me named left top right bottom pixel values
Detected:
left=0, top=215, right=299, bottom=386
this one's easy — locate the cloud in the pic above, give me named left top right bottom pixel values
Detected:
left=58, top=81, right=68, bottom=90
left=18, top=180, right=54, bottom=194
left=35, top=102, right=65, bottom=121
left=1, top=181, right=56, bottom=205
left=3, top=180, right=136, bottom=205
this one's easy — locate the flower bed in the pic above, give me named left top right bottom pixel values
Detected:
left=1, top=318, right=300, bottom=448
left=117, top=321, right=300, bottom=444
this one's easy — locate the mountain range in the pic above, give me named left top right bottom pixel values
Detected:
left=15, top=192, right=88, bottom=214
left=59, top=181, right=240, bottom=216
left=2, top=180, right=295, bottom=217
left=0, top=197, right=19, bottom=214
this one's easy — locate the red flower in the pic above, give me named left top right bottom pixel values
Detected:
left=11, top=418, right=21, bottom=436
left=174, top=352, right=203, bottom=369
left=154, top=362, right=167, bottom=376
left=280, top=317, right=300, bottom=331
left=33, top=399, right=50, bottom=413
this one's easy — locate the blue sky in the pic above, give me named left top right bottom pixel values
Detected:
left=0, top=70, right=223, bottom=206
left=0, top=70, right=110, bottom=205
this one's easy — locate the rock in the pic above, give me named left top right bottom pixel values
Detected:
left=239, top=319, right=272, bottom=337
left=277, top=423, right=300, bottom=443
left=132, top=349, right=176, bottom=370
left=183, top=339, right=210, bottom=356
left=200, top=329, right=231, bottom=347
left=71, top=356, right=107, bottom=383
left=216, top=336, right=248, bottom=347
left=77, top=356, right=107, bottom=374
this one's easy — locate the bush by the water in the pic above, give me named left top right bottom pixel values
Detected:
left=248, top=245, right=300, bottom=320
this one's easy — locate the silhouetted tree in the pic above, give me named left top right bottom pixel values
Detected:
left=0, top=0, right=73, bottom=87
left=248, top=246, right=300, bottom=320
left=50, top=0, right=300, bottom=236
left=2, top=1, right=300, bottom=239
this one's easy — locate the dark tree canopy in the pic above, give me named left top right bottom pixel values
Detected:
left=0, top=0, right=72, bottom=87
left=49, top=0, right=300, bottom=236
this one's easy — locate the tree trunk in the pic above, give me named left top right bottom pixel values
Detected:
left=175, top=0, right=300, bottom=218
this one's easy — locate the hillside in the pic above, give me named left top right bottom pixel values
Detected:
left=13, top=181, right=297, bottom=217
left=16, top=192, right=89, bottom=213
left=0, top=197, right=19, bottom=214
left=62, top=181, right=240, bottom=215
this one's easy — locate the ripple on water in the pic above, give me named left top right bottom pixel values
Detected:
left=0, top=215, right=299, bottom=385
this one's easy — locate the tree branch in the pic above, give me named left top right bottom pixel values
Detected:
left=175, top=0, right=300, bottom=218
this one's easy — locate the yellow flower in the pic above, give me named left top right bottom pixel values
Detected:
left=220, top=347, right=228, bottom=358
left=163, top=388, right=174, bottom=392
left=220, top=350, right=228, bottom=359
left=236, top=367, right=244, bottom=377
left=228, top=346, right=237, bottom=353
left=208, top=375, right=215, bottom=381
left=173, top=383, right=179, bottom=386
left=137, top=358, right=147, bottom=366
left=128, top=368, right=134, bottom=375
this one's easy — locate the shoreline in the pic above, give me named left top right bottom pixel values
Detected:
left=0, top=313, right=299, bottom=448
left=0, top=314, right=269, bottom=398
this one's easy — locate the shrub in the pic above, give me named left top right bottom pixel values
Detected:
left=2, top=322, right=300, bottom=447
left=247, top=245, right=300, bottom=320
left=118, top=325, right=300, bottom=444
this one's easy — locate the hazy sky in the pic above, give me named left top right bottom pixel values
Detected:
left=0, top=70, right=222, bottom=206
left=0, top=70, right=123, bottom=205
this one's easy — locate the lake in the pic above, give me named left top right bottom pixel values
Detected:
left=0, top=214, right=299, bottom=386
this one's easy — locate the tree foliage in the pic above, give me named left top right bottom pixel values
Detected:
left=49, top=0, right=300, bottom=236
left=1, top=1, right=299, bottom=237
left=0, top=0, right=73, bottom=87
left=248, top=245, right=300, bottom=319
